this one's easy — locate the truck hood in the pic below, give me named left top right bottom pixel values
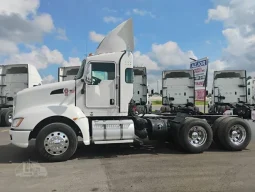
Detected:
left=14, top=80, right=76, bottom=114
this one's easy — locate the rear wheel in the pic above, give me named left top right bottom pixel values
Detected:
left=217, top=118, right=251, bottom=151
left=36, top=122, right=78, bottom=162
left=0, top=108, right=9, bottom=127
left=4, top=108, right=13, bottom=127
left=211, top=116, right=229, bottom=147
left=179, top=119, right=213, bottom=153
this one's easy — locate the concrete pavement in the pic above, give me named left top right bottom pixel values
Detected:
left=0, top=121, right=255, bottom=192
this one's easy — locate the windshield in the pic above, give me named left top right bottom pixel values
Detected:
left=75, top=59, right=86, bottom=80
left=214, top=72, right=241, bottom=79
left=164, top=72, right=191, bottom=78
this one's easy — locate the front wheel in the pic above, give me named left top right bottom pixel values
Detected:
left=36, top=123, right=78, bottom=162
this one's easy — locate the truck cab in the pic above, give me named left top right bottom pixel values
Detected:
left=161, top=70, right=195, bottom=113
left=132, top=67, right=152, bottom=114
left=210, top=70, right=247, bottom=114
left=58, top=66, right=80, bottom=82
left=0, top=64, right=42, bottom=126
left=247, top=78, right=255, bottom=105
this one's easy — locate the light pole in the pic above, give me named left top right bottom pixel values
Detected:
left=157, top=80, right=159, bottom=93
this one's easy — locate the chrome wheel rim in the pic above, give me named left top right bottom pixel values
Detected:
left=8, top=112, right=13, bottom=124
left=188, top=126, right=207, bottom=147
left=228, top=124, right=246, bottom=145
left=44, top=132, right=69, bottom=155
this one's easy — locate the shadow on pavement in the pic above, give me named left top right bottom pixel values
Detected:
left=0, top=139, right=248, bottom=163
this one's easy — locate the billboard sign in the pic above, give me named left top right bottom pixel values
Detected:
left=190, top=57, right=209, bottom=101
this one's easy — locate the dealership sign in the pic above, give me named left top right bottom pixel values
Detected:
left=190, top=57, right=208, bottom=88
left=190, top=57, right=209, bottom=101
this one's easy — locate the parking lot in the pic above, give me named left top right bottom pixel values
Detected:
left=0, top=121, right=255, bottom=192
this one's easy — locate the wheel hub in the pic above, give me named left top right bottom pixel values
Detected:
left=229, top=125, right=246, bottom=145
left=44, top=132, right=69, bottom=155
left=188, top=126, right=207, bottom=147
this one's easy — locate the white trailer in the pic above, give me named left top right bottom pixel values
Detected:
left=0, top=64, right=42, bottom=126
left=160, top=70, right=195, bottom=112
left=133, top=67, right=152, bottom=114
left=247, top=78, right=255, bottom=105
left=58, top=66, right=80, bottom=82
left=9, top=19, right=252, bottom=162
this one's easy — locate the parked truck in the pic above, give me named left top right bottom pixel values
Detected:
left=208, top=70, right=251, bottom=117
left=132, top=66, right=152, bottom=114
left=0, top=64, right=42, bottom=127
left=247, top=78, right=255, bottom=105
left=58, top=66, right=80, bottom=82
left=160, top=70, right=197, bottom=113
left=9, top=19, right=253, bottom=162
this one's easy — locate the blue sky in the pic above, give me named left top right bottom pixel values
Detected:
left=1, top=0, right=254, bottom=90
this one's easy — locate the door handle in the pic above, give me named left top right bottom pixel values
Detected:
left=110, top=99, right=115, bottom=105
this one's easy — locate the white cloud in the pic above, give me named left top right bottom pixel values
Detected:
left=151, top=41, right=197, bottom=67
left=42, top=74, right=56, bottom=84
left=103, top=16, right=122, bottom=23
left=63, top=57, right=81, bottom=67
left=0, top=0, right=56, bottom=56
left=89, top=31, right=105, bottom=43
left=127, top=8, right=156, bottom=18
left=3, top=45, right=64, bottom=69
left=0, top=0, right=39, bottom=18
left=56, top=28, right=68, bottom=40
left=0, top=39, right=19, bottom=55
left=133, top=51, right=159, bottom=70
left=206, top=0, right=255, bottom=73
left=206, top=5, right=230, bottom=23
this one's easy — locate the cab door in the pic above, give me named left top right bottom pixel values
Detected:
left=85, top=62, right=117, bottom=108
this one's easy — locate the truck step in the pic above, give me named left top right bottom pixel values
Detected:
left=238, top=85, right=246, bottom=87
left=0, top=74, right=6, bottom=76
left=240, top=95, right=246, bottom=97
left=188, top=86, right=194, bottom=88
left=140, top=84, right=146, bottom=86
left=0, top=85, right=6, bottom=87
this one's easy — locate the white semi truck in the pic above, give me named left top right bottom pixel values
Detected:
left=247, top=78, right=255, bottom=105
left=209, top=70, right=248, bottom=115
left=132, top=66, right=152, bottom=114
left=160, top=70, right=196, bottom=113
left=9, top=19, right=252, bottom=162
left=58, top=66, right=80, bottom=82
left=0, top=64, right=42, bottom=127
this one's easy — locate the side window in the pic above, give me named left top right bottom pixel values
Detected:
left=248, top=88, right=250, bottom=95
left=89, top=62, right=115, bottom=85
left=125, top=68, right=133, bottom=83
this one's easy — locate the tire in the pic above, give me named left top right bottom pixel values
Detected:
left=176, top=117, right=197, bottom=150
left=36, top=122, right=78, bottom=162
left=4, top=108, right=13, bottom=127
left=217, top=117, right=252, bottom=151
left=211, top=116, right=229, bottom=147
left=0, top=108, right=9, bottom=127
left=179, top=118, right=213, bottom=153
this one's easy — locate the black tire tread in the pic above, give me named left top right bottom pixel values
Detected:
left=217, top=117, right=252, bottom=151
left=36, top=122, right=78, bottom=162
left=179, top=118, right=213, bottom=153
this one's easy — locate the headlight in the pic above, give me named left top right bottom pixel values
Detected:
left=11, top=118, right=24, bottom=127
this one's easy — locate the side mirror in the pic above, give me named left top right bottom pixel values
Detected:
left=160, top=90, right=162, bottom=95
left=151, top=89, right=154, bottom=95
left=147, top=89, right=149, bottom=93
left=206, top=90, right=208, bottom=96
